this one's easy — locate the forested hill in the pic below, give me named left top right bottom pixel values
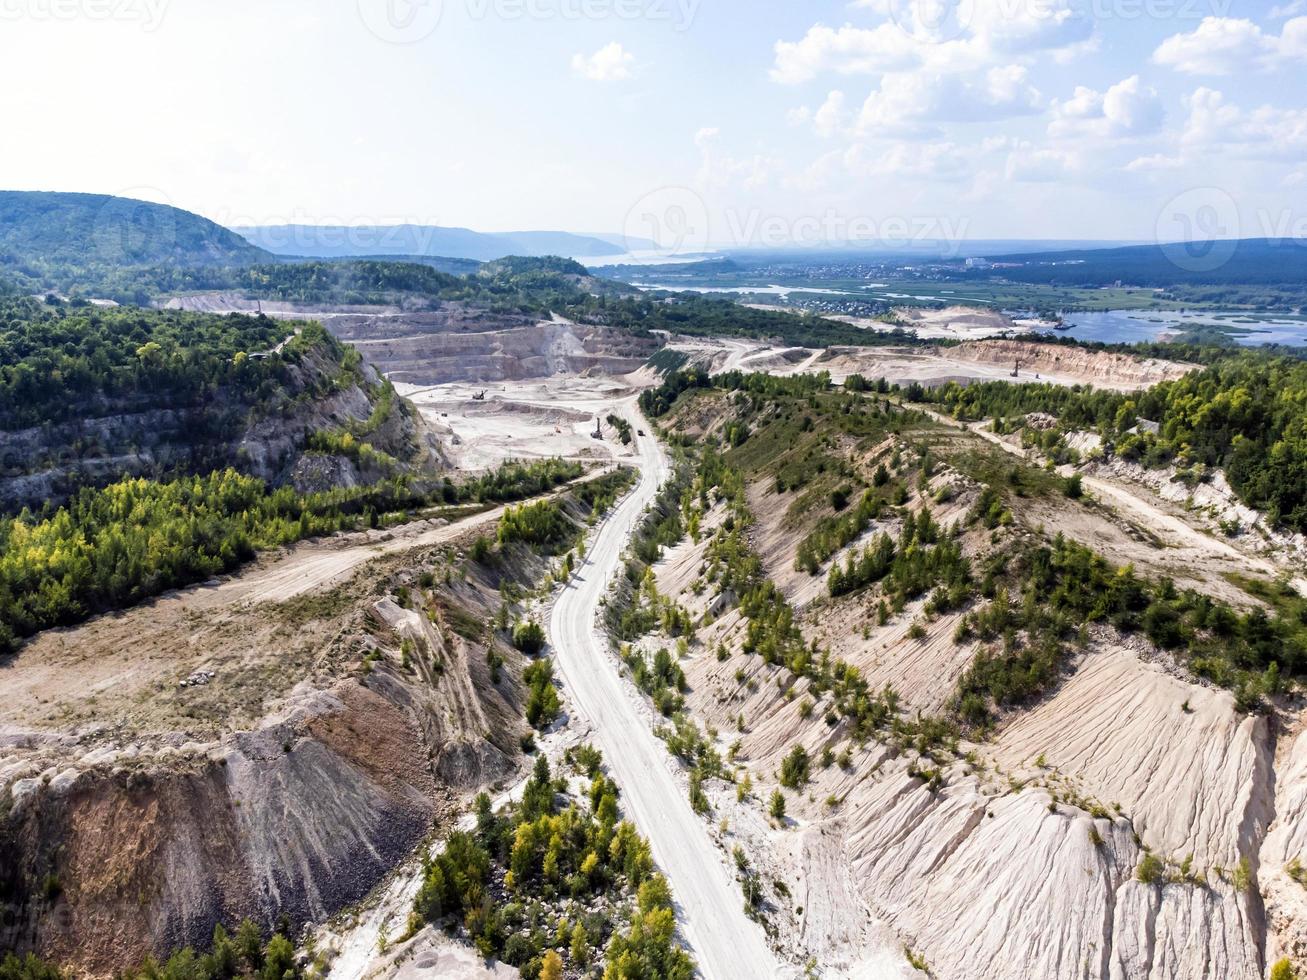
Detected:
left=975, top=238, right=1307, bottom=286
left=0, top=297, right=440, bottom=512
left=0, top=191, right=270, bottom=269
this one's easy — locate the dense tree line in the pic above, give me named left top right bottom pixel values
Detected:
left=459, top=458, right=582, bottom=504
left=639, top=368, right=836, bottom=420
left=410, top=753, right=693, bottom=979
left=0, top=300, right=309, bottom=430
left=0, top=458, right=592, bottom=650
left=497, top=500, right=575, bottom=551
left=0, top=918, right=299, bottom=980
left=911, top=351, right=1307, bottom=533
left=967, top=238, right=1307, bottom=288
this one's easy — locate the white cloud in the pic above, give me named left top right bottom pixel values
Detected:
left=813, top=91, right=850, bottom=137
left=1179, top=87, right=1307, bottom=158
left=1153, top=16, right=1307, bottom=75
left=1005, top=141, right=1077, bottom=182
left=1271, top=0, right=1307, bottom=17
left=971, top=0, right=1093, bottom=55
left=694, top=127, right=774, bottom=191
left=1049, top=75, right=1164, bottom=139
left=570, top=42, right=635, bottom=82
left=856, top=65, right=1041, bottom=135
left=695, top=126, right=720, bottom=148
left=772, top=0, right=1093, bottom=85
left=843, top=140, right=973, bottom=181
left=770, top=23, right=916, bottom=84
left=1125, top=153, right=1186, bottom=172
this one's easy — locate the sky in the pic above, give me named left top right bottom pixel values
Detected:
left=0, top=0, right=1305, bottom=248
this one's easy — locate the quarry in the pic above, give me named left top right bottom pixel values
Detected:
left=4, top=302, right=1306, bottom=980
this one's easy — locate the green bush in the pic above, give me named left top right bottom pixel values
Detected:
left=513, top=620, right=546, bottom=656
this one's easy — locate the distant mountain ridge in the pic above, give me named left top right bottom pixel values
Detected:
left=0, top=190, right=270, bottom=268
left=234, top=223, right=653, bottom=261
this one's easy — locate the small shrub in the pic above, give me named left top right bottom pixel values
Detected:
left=769, top=789, right=787, bottom=822
left=512, top=620, right=546, bottom=656
left=1137, top=851, right=1165, bottom=885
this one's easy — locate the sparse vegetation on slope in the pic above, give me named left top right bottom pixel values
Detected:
left=0, top=458, right=594, bottom=650
left=409, top=751, right=694, bottom=980
left=910, top=350, right=1307, bottom=534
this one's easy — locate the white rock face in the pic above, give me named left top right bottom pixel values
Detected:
left=1260, top=727, right=1307, bottom=967
left=994, top=645, right=1271, bottom=868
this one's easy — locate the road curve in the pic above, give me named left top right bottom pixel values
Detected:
left=547, top=407, right=783, bottom=980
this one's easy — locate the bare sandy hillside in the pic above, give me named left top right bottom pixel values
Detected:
left=661, top=335, right=1192, bottom=392
left=324, top=308, right=658, bottom=385
left=951, top=338, right=1196, bottom=387
left=613, top=383, right=1307, bottom=979
left=400, top=378, right=643, bottom=472
left=0, top=503, right=556, bottom=974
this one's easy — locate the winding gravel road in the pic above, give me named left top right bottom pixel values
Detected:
left=547, top=405, right=783, bottom=980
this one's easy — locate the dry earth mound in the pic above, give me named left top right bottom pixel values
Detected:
left=0, top=512, right=545, bottom=974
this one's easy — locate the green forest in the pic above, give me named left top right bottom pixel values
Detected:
left=909, top=350, right=1307, bottom=533
left=0, top=458, right=582, bottom=651
left=0, top=299, right=302, bottom=429
left=410, top=752, right=693, bottom=980
left=0, top=918, right=303, bottom=980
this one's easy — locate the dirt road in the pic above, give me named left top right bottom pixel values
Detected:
left=218, top=505, right=506, bottom=607
left=912, top=402, right=1306, bottom=593
left=547, top=405, right=784, bottom=980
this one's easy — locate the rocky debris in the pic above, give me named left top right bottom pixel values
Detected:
left=1, top=588, right=521, bottom=975
left=1024, top=412, right=1059, bottom=431
left=179, top=669, right=217, bottom=689
left=952, top=339, right=1196, bottom=389
left=322, top=308, right=657, bottom=386
left=0, top=335, right=443, bottom=513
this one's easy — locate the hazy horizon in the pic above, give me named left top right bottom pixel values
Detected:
left=1, top=0, right=1303, bottom=251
